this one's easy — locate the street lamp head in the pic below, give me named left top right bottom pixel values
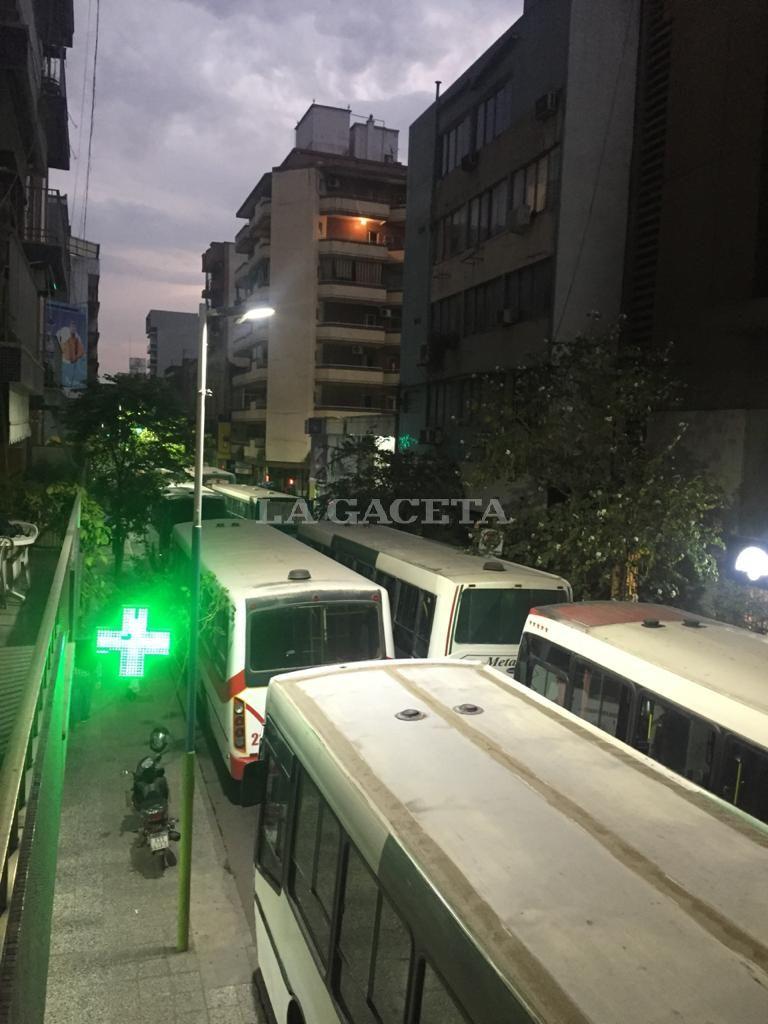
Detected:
left=236, top=305, right=275, bottom=324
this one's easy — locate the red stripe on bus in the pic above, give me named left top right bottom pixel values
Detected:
left=444, top=586, right=460, bottom=655
left=229, top=752, right=258, bottom=781
left=244, top=701, right=265, bottom=725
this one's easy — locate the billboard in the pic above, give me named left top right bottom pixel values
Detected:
left=45, top=301, right=88, bottom=391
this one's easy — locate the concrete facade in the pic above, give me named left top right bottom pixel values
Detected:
left=145, top=310, right=199, bottom=378
left=624, top=0, right=768, bottom=537
left=399, top=0, right=640, bottom=446
left=230, top=104, right=406, bottom=492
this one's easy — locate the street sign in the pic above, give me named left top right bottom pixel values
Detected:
left=96, top=607, right=171, bottom=678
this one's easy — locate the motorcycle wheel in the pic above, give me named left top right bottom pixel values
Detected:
left=163, top=849, right=177, bottom=869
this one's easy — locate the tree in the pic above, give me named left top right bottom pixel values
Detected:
left=465, top=323, right=724, bottom=602
left=64, top=374, right=192, bottom=573
left=319, top=436, right=464, bottom=537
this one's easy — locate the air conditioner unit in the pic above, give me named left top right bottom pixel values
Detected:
left=498, top=308, right=518, bottom=326
left=379, top=307, right=393, bottom=319
left=535, top=91, right=559, bottom=120
left=460, top=151, right=479, bottom=172
left=508, top=204, right=532, bottom=232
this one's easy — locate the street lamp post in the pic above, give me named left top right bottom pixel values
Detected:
left=177, top=300, right=274, bottom=953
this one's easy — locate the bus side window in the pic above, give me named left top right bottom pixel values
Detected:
left=721, top=738, right=768, bottom=824
left=288, top=770, right=341, bottom=966
left=333, top=843, right=412, bottom=1024
left=514, top=634, right=531, bottom=683
left=393, top=582, right=419, bottom=656
left=571, top=663, right=632, bottom=741
left=529, top=662, right=567, bottom=706
left=413, top=591, right=436, bottom=657
left=634, top=694, right=715, bottom=787
left=417, top=961, right=467, bottom=1024
left=255, top=739, right=291, bottom=890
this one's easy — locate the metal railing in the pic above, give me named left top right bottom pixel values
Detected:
left=0, top=495, right=81, bottom=1024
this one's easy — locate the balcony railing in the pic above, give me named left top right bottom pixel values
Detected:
left=0, top=495, right=81, bottom=1023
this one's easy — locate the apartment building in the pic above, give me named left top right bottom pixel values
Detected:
left=201, top=240, right=243, bottom=462
left=0, top=0, right=74, bottom=473
left=624, top=0, right=768, bottom=541
left=145, top=309, right=198, bottom=377
left=231, top=104, right=406, bottom=491
left=399, top=0, right=639, bottom=447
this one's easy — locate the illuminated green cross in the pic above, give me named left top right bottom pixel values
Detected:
left=96, top=607, right=171, bottom=678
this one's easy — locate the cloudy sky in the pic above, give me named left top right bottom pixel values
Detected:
left=51, top=0, right=522, bottom=373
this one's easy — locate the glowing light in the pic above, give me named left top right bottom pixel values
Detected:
left=359, top=218, right=368, bottom=226
left=236, top=306, right=275, bottom=324
left=97, top=607, right=171, bottom=678
left=735, top=546, right=768, bottom=582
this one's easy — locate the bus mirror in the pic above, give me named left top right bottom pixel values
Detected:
left=242, top=758, right=268, bottom=807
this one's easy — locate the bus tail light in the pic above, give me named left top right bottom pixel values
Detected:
left=233, top=698, right=246, bottom=750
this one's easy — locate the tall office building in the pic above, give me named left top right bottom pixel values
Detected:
left=398, top=0, right=639, bottom=448
left=231, top=104, right=406, bottom=491
left=145, top=310, right=198, bottom=378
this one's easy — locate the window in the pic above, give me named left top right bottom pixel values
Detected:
left=634, top=695, right=716, bottom=787
left=439, top=117, right=471, bottom=176
left=504, top=259, right=552, bottom=323
left=249, top=601, right=382, bottom=673
left=393, top=582, right=436, bottom=657
left=467, top=197, right=480, bottom=247
left=720, top=738, right=768, bottom=825
left=454, top=588, right=565, bottom=647
left=511, top=151, right=553, bottom=214
left=417, top=962, right=466, bottom=1024
left=255, top=736, right=291, bottom=888
left=570, top=662, right=632, bottom=740
left=475, top=81, right=511, bottom=152
left=333, top=844, right=412, bottom=1024
left=289, top=770, right=341, bottom=965
left=489, top=179, right=508, bottom=236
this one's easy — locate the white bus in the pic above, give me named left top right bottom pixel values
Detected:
left=171, top=520, right=393, bottom=781
left=252, top=658, right=768, bottom=1024
left=185, top=465, right=236, bottom=486
left=210, top=482, right=296, bottom=524
left=146, top=482, right=229, bottom=562
left=514, top=601, right=768, bottom=825
left=297, top=522, right=571, bottom=670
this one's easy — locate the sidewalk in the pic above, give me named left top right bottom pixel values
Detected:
left=44, top=667, right=264, bottom=1024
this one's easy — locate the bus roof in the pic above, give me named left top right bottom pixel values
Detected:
left=209, top=482, right=295, bottom=503
left=530, top=601, right=768, bottom=716
left=299, top=522, right=571, bottom=589
left=269, top=659, right=768, bottom=1024
left=172, top=520, right=381, bottom=603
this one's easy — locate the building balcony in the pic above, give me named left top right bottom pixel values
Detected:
left=40, top=49, right=69, bottom=171
left=388, top=205, right=406, bottom=224
left=319, top=196, right=390, bottom=219
left=248, top=196, right=271, bottom=233
left=315, top=366, right=399, bottom=386
left=0, top=233, right=43, bottom=394
left=317, top=281, right=386, bottom=304
left=386, top=289, right=403, bottom=304
left=232, top=405, right=267, bottom=422
left=315, top=400, right=397, bottom=415
left=231, top=365, right=268, bottom=387
left=318, top=238, right=389, bottom=261
left=230, top=317, right=269, bottom=355
left=234, top=222, right=252, bottom=255
left=316, top=323, right=386, bottom=344
left=243, top=441, right=265, bottom=461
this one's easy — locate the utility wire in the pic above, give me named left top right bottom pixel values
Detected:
left=81, top=0, right=100, bottom=238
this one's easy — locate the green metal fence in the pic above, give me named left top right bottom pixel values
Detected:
left=0, top=495, right=81, bottom=1024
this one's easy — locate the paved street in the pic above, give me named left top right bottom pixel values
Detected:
left=44, top=665, right=264, bottom=1024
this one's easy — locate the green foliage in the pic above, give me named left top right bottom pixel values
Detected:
left=64, top=374, right=193, bottom=572
left=466, top=323, right=725, bottom=601
left=702, top=579, right=768, bottom=635
left=319, top=436, right=463, bottom=535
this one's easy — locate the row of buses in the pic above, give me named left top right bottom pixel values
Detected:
left=164, top=498, right=768, bottom=1024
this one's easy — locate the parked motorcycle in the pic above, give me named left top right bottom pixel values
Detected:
left=123, top=727, right=180, bottom=871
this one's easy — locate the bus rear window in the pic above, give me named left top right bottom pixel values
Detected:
left=249, top=601, right=382, bottom=673
left=454, top=588, right=566, bottom=646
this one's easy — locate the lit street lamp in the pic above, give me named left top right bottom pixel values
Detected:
left=177, top=300, right=274, bottom=952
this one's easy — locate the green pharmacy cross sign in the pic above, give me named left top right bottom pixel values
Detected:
left=96, top=607, right=171, bottom=678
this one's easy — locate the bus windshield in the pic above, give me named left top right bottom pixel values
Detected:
left=454, top=589, right=566, bottom=646
left=249, top=600, right=382, bottom=673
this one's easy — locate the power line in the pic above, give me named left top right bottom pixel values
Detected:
left=81, top=0, right=100, bottom=238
